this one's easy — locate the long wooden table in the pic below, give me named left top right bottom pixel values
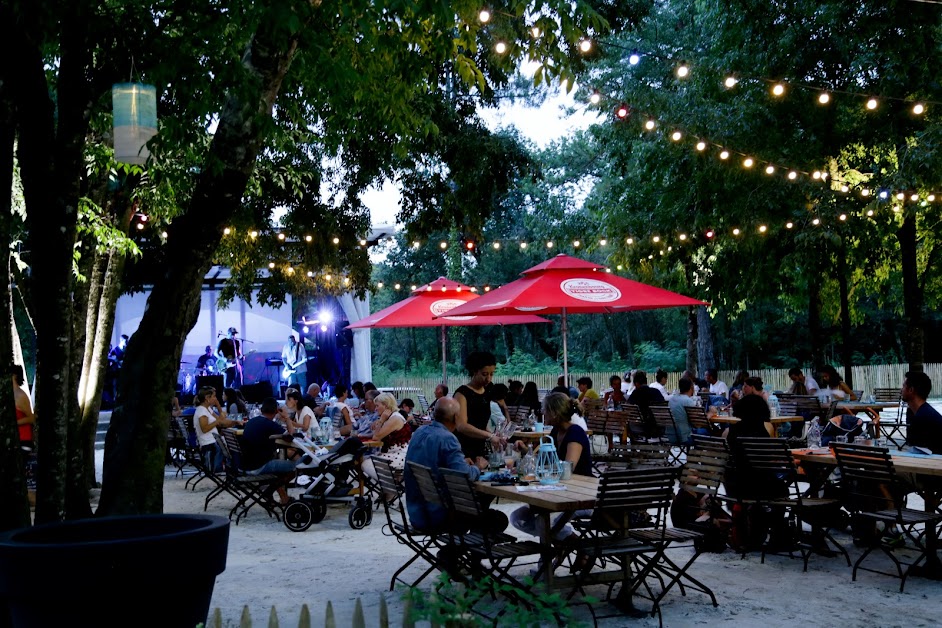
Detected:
left=710, top=415, right=802, bottom=425
left=835, top=401, right=901, bottom=415
left=476, top=474, right=598, bottom=588
left=792, top=448, right=942, bottom=578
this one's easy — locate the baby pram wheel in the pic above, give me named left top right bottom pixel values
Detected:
left=284, top=501, right=313, bottom=532
left=348, top=496, right=372, bottom=530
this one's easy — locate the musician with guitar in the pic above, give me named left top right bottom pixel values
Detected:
left=280, top=333, right=307, bottom=391
left=216, top=327, right=244, bottom=389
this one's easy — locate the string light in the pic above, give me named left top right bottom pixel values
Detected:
left=360, top=239, right=367, bottom=246
left=765, top=165, right=775, bottom=175
left=626, top=237, right=634, bottom=244
left=706, top=230, right=715, bottom=238
left=136, top=223, right=144, bottom=231
left=326, top=274, right=332, bottom=281
left=547, top=241, right=554, bottom=248
left=896, top=193, right=905, bottom=200
left=786, top=222, right=794, bottom=229
left=911, top=193, right=920, bottom=201
left=412, top=241, right=420, bottom=249
left=652, top=236, right=660, bottom=243
left=743, top=157, right=754, bottom=168
left=929, top=195, right=936, bottom=202
left=466, top=241, right=474, bottom=250
left=377, top=282, right=383, bottom=288
left=759, top=225, right=767, bottom=233
left=479, top=9, right=490, bottom=23
left=724, top=76, right=738, bottom=88
left=732, top=228, right=741, bottom=235
left=332, top=237, right=340, bottom=244
left=531, top=26, right=540, bottom=37
left=645, top=119, right=656, bottom=130
left=678, top=234, right=687, bottom=241
left=307, top=271, right=314, bottom=277
left=719, top=150, right=729, bottom=160
left=839, top=214, right=847, bottom=221
left=914, top=103, right=925, bottom=115
left=676, top=63, right=689, bottom=78
left=394, top=283, right=401, bottom=290
left=268, top=262, right=275, bottom=269
left=866, top=210, right=874, bottom=217
left=629, top=52, right=641, bottom=65
left=160, top=230, right=167, bottom=238
left=305, top=235, right=312, bottom=242
left=493, top=242, right=500, bottom=249
left=411, top=285, right=417, bottom=291
left=277, top=233, right=285, bottom=240
left=840, top=184, right=849, bottom=192
left=866, top=98, right=878, bottom=110
left=495, top=41, right=507, bottom=54
left=818, top=92, right=830, bottom=104
left=573, top=240, right=581, bottom=247
left=589, top=90, right=601, bottom=104
left=579, top=39, right=592, bottom=53
left=223, top=228, right=231, bottom=235
left=250, top=230, right=258, bottom=238
left=772, top=83, right=785, bottom=97
left=671, top=131, right=682, bottom=141
left=615, top=103, right=630, bottom=118
left=439, top=241, right=447, bottom=249
left=520, top=242, right=528, bottom=249
left=788, top=171, right=798, bottom=180
left=812, top=218, right=820, bottom=225
left=599, top=238, right=607, bottom=246
left=861, top=189, right=870, bottom=197
left=696, top=141, right=707, bottom=151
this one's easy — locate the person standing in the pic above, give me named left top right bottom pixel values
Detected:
left=454, top=351, right=503, bottom=459
left=280, top=333, right=307, bottom=392
left=216, top=327, right=243, bottom=389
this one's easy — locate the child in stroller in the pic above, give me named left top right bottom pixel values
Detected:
left=283, top=436, right=373, bottom=531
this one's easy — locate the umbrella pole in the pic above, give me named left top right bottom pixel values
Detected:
left=561, top=307, right=569, bottom=385
left=441, top=326, right=448, bottom=386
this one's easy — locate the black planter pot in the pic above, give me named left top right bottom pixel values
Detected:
left=0, top=514, right=229, bottom=628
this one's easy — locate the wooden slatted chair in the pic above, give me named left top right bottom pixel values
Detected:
left=621, top=403, right=649, bottom=441
left=218, top=429, right=286, bottom=524
left=416, top=393, right=430, bottom=415
left=438, top=468, right=543, bottom=598
left=567, top=467, right=680, bottom=624
left=648, top=405, right=685, bottom=464
left=628, top=438, right=728, bottom=612
left=872, top=388, right=906, bottom=448
left=683, top=405, right=719, bottom=437
left=831, top=442, right=942, bottom=591
left=736, top=437, right=849, bottom=571
left=505, top=405, right=531, bottom=423
left=371, top=457, right=440, bottom=590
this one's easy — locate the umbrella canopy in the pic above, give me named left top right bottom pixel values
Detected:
left=347, top=277, right=549, bottom=383
left=439, top=255, right=708, bottom=380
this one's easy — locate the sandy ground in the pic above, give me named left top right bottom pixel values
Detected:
left=146, top=460, right=941, bottom=628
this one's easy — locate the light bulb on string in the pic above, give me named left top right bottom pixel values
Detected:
left=879, top=191, right=889, bottom=199
left=531, top=26, right=540, bottom=37
left=893, top=205, right=901, bottom=212
left=719, top=150, right=730, bottom=160
left=325, top=274, right=332, bottom=281
left=839, top=214, right=847, bottom=221
left=305, top=235, right=312, bottom=242
left=812, top=171, right=822, bottom=179
left=439, top=241, right=447, bottom=249
left=160, top=231, right=167, bottom=238
left=929, top=195, right=936, bottom=202
left=573, top=240, right=581, bottom=247
left=546, top=241, right=554, bottom=248
left=332, top=237, right=340, bottom=244
left=812, top=218, right=820, bottom=225
left=645, top=119, right=655, bottom=130
left=377, top=281, right=384, bottom=288
left=840, top=185, right=849, bottom=192
left=626, top=237, right=634, bottom=244
left=724, top=76, right=738, bottom=88
left=696, top=141, right=707, bottom=151
left=250, top=230, right=258, bottom=238
left=599, top=238, right=607, bottom=246
left=493, top=242, right=500, bottom=249
left=410, top=285, right=417, bottom=291
left=743, top=157, right=754, bottom=168
left=818, top=92, right=830, bottom=104
left=307, top=271, right=314, bottom=277
left=732, top=228, right=741, bottom=236
left=579, top=39, right=592, bottom=53
left=896, top=193, right=905, bottom=200
left=286, top=266, right=294, bottom=274
left=676, top=63, right=689, bottom=78
left=494, top=41, right=507, bottom=54
left=479, top=9, right=490, bottom=22
left=671, top=131, right=682, bottom=141
left=786, top=222, right=794, bottom=229
left=412, top=241, right=420, bottom=249
left=520, top=242, right=527, bottom=249
left=136, top=222, right=145, bottom=231
left=911, top=194, right=919, bottom=201
left=706, top=230, right=715, bottom=239
left=788, top=171, right=798, bottom=180
left=772, top=83, right=785, bottom=97
left=359, top=239, right=367, bottom=246
left=589, top=90, right=601, bottom=104
left=861, top=189, right=870, bottom=197
left=277, top=233, right=285, bottom=240
left=652, top=236, right=660, bottom=243
left=913, top=103, right=925, bottom=115
left=866, top=98, right=878, bottom=110
left=394, top=283, right=401, bottom=290
left=765, top=165, right=775, bottom=175
left=866, top=210, right=874, bottom=217
left=484, top=286, right=491, bottom=292
left=223, top=227, right=231, bottom=235
left=617, top=265, right=623, bottom=270
left=759, top=225, right=767, bottom=233
left=268, top=262, right=275, bottom=269
left=628, top=52, right=640, bottom=65
left=615, top=103, right=630, bottom=119
left=679, top=234, right=687, bottom=241
left=465, top=241, right=475, bottom=250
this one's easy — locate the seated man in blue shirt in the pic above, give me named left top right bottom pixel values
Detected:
left=403, top=397, right=503, bottom=533
left=241, top=397, right=298, bottom=505
left=903, top=371, right=942, bottom=453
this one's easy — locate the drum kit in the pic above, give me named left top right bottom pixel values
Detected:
left=178, top=360, right=218, bottom=394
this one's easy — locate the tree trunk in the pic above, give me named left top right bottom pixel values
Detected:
left=98, top=10, right=307, bottom=515
left=897, top=213, right=924, bottom=373
left=685, top=307, right=698, bottom=375
left=12, top=5, right=94, bottom=523
left=0, top=83, right=32, bottom=532
left=836, top=241, right=853, bottom=386
left=696, top=306, right=715, bottom=374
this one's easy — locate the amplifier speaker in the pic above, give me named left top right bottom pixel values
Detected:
left=195, top=375, right=224, bottom=395
left=240, top=381, right=273, bottom=403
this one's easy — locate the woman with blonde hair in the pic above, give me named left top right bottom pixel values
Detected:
left=511, top=392, right=592, bottom=543
left=363, top=392, right=413, bottom=476
left=193, top=386, right=242, bottom=471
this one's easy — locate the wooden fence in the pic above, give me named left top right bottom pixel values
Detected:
left=385, top=363, right=942, bottom=402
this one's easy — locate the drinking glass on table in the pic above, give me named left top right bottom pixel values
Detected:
left=836, top=435, right=848, bottom=444
left=504, top=455, right=516, bottom=474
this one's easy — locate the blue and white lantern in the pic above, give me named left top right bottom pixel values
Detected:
left=536, top=435, right=562, bottom=484
left=112, top=83, right=157, bottom=165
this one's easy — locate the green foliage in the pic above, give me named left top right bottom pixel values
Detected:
left=495, top=348, right=559, bottom=376
left=403, top=574, right=589, bottom=627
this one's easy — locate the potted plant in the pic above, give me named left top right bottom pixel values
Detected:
left=0, top=514, right=229, bottom=627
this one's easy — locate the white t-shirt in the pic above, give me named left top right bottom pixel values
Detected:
left=570, top=414, right=588, bottom=431
left=650, top=382, right=669, bottom=401
left=710, top=381, right=729, bottom=398
left=296, top=405, right=316, bottom=433
left=194, top=406, right=219, bottom=447
left=332, top=400, right=353, bottom=425
left=805, top=375, right=820, bottom=393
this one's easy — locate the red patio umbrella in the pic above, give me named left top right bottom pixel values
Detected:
left=438, top=254, right=708, bottom=382
left=347, top=277, right=549, bottom=384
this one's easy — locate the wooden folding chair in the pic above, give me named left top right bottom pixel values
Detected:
left=648, top=405, right=685, bottom=464
left=371, top=457, right=440, bottom=591
left=683, top=405, right=719, bottom=437
left=872, top=388, right=906, bottom=449
left=218, top=429, right=286, bottom=524
left=736, top=437, right=849, bottom=571
left=831, top=442, right=942, bottom=591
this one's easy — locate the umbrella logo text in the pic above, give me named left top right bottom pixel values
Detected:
left=430, top=299, right=476, bottom=321
left=559, top=278, right=622, bottom=302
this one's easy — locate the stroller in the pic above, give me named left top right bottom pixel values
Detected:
left=283, top=436, right=374, bottom=532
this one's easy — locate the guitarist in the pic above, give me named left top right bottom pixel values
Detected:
left=216, top=327, right=243, bottom=389
left=280, top=333, right=307, bottom=392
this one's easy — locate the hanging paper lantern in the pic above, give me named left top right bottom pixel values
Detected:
left=112, top=83, right=157, bottom=165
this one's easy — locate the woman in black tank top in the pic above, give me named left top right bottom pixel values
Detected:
left=454, top=351, right=502, bottom=459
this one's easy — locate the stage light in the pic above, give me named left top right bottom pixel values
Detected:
left=302, top=325, right=309, bottom=334
left=320, top=324, right=327, bottom=332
